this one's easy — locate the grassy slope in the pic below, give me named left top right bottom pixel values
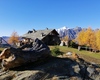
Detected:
left=0, top=48, right=4, bottom=52
left=49, top=46, right=100, bottom=64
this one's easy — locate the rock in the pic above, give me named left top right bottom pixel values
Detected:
left=64, top=52, right=79, bottom=60
left=95, top=75, right=100, bottom=80
left=87, top=65, right=95, bottom=77
left=71, top=52, right=79, bottom=60
left=57, top=55, right=63, bottom=58
left=0, top=56, right=100, bottom=80
left=0, top=38, right=51, bottom=71
left=70, top=76, right=82, bottom=80
left=66, top=52, right=72, bottom=56
left=73, top=64, right=80, bottom=74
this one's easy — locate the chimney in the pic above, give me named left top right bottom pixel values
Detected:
left=46, top=27, right=48, bottom=30
left=33, top=29, right=36, bottom=33
left=41, top=33, right=46, bottom=37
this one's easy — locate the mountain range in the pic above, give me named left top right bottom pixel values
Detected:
left=56, top=26, right=82, bottom=40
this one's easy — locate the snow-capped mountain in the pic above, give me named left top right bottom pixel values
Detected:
left=56, top=26, right=82, bottom=40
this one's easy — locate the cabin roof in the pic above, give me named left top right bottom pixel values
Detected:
left=22, top=29, right=59, bottom=40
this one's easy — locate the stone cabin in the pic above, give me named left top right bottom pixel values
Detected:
left=21, top=28, right=61, bottom=45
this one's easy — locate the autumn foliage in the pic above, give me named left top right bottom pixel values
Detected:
left=76, top=27, right=100, bottom=51
left=95, top=30, right=100, bottom=50
left=8, top=31, right=19, bottom=46
left=63, top=36, right=69, bottom=41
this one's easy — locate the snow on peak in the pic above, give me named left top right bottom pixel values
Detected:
left=62, top=26, right=67, bottom=29
left=59, top=26, right=69, bottom=30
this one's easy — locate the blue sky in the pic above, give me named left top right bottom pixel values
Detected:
left=0, top=0, right=100, bottom=36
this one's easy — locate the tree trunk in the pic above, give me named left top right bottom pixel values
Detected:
left=78, top=46, right=81, bottom=51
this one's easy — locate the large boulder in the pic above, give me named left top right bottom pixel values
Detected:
left=0, top=38, right=51, bottom=71
left=0, top=56, right=100, bottom=80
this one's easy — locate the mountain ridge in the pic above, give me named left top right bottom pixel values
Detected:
left=56, top=26, right=82, bottom=40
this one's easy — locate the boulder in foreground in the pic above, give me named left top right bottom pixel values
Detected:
left=0, top=38, right=51, bottom=70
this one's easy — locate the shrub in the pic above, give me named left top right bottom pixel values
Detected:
left=51, top=46, right=62, bottom=56
left=69, top=40, right=78, bottom=48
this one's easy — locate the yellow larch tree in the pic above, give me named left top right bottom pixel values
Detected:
left=89, top=31, right=96, bottom=50
left=76, top=27, right=100, bottom=51
left=76, top=30, right=85, bottom=46
left=8, top=31, right=19, bottom=46
left=95, top=29, right=100, bottom=50
left=84, top=27, right=94, bottom=47
left=76, top=27, right=97, bottom=51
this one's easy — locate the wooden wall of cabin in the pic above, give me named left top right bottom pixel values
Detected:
left=42, top=35, right=60, bottom=45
